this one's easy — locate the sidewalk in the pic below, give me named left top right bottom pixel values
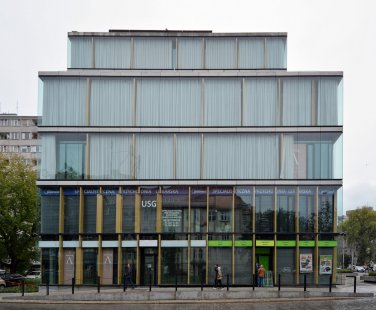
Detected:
left=1, top=280, right=375, bottom=304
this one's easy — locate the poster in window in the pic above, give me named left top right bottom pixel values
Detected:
left=319, top=255, right=333, bottom=275
left=299, top=254, right=313, bottom=273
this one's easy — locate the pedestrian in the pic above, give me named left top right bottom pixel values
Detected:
left=258, top=264, right=265, bottom=287
left=255, top=262, right=260, bottom=286
left=125, top=263, right=135, bottom=289
left=213, top=264, right=218, bottom=288
left=216, top=266, right=223, bottom=289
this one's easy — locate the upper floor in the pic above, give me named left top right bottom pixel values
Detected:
left=68, top=30, right=287, bottom=70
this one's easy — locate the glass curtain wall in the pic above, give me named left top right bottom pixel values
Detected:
left=122, top=187, right=136, bottom=235
left=103, top=188, right=117, bottom=234
left=40, top=189, right=60, bottom=234
left=318, top=187, right=335, bottom=240
left=140, top=188, right=158, bottom=234
left=277, top=187, right=296, bottom=238
left=299, top=187, right=315, bottom=240
left=63, top=188, right=79, bottom=235
left=255, top=187, right=274, bottom=237
left=83, top=248, right=98, bottom=284
left=83, top=188, right=98, bottom=237
left=41, top=248, right=58, bottom=285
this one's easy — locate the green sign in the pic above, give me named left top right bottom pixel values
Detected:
left=276, top=240, right=296, bottom=247
left=208, top=240, right=232, bottom=247
left=318, top=241, right=337, bottom=247
left=256, top=240, right=274, bottom=247
left=235, top=240, right=252, bottom=247
left=299, top=241, right=315, bottom=247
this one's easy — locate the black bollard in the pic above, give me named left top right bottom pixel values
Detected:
left=22, top=279, right=25, bottom=296
left=354, top=276, right=357, bottom=293
left=201, top=270, right=204, bottom=291
left=123, top=274, right=126, bottom=292
left=303, top=274, right=307, bottom=292
left=97, top=276, right=100, bottom=293
left=278, top=274, right=281, bottom=291
left=329, top=276, right=332, bottom=293
left=175, top=270, right=178, bottom=292
left=72, top=277, right=75, bottom=295
left=253, top=274, right=255, bottom=291
left=227, top=274, right=229, bottom=291
left=149, top=272, right=152, bottom=291
left=46, top=276, right=49, bottom=296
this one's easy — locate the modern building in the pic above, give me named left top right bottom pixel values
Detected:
left=0, top=113, right=38, bottom=165
left=38, top=30, right=343, bottom=287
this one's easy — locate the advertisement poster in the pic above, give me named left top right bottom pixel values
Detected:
left=299, top=254, right=313, bottom=273
left=319, top=255, right=333, bottom=275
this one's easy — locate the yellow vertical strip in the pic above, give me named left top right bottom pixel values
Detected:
left=96, top=194, right=103, bottom=234
left=58, top=187, right=64, bottom=285
left=232, top=187, right=235, bottom=284
left=116, top=194, right=123, bottom=234
left=314, top=186, right=319, bottom=285
left=118, top=234, right=122, bottom=285
left=333, top=190, right=338, bottom=283
left=252, top=186, right=256, bottom=277
left=156, top=192, right=162, bottom=233
left=158, top=234, right=161, bottom=285
left=187, top=187, right=191, bottom=285
left=274, top=186, right=277, bottom=285
left=75, top=246, right=83, bottom=285
left=295, top=186, right=300, bottom=285
left=205, top=186, right=209, bottom=284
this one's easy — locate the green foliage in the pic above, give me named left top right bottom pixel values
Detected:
left=368, top=271, right=376, bottom=276
left=0, top=278, right=40, bottom=293
left=336, top=269, right=353, bottom=273
left=341, top=207, right=376, bottom=265
left=0, top=154, right=39, bottom=273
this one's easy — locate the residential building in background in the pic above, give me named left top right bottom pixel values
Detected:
left=38, top=30, right=343, bottom=286
left=0, top=113, right=38, bottom=165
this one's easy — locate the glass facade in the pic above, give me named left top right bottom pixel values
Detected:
left=39, top=30, right=342, bottom=287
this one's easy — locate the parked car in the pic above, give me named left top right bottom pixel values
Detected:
left=0, top=278, right=5, bottom=289
left=25, top=271, right=41, bottom=279
left=353, top=266, right=365, bottom=272
left=0, top=273, right=24, bottom=287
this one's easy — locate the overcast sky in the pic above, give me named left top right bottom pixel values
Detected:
left=1, top=0, right=375, bottom=213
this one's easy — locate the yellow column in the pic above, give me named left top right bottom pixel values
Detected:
left=97, top=193, right=103, bottom=283
left=135, top=191, right=141, bottom=285
left=76, top=187, right=84, bottom=284
left=314, top=187, right=319, bottom=285
left=58, top=187, right=64, bottom=285
left=295, top=187, right=300, bottom=285
left=187, top=187, right=191, bottom=285
left=116, top=193, right=123, bottom=284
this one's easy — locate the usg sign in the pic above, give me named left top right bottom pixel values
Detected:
left=142, top=200, right=157, bottom=208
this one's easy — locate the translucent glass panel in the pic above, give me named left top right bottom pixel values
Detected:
left=68, top=36, right=287, bottom=69
left=161, top=248, right=188, bottom=284
left=234, top=247, right=252, bottom=285
left=243, top=78, right=278, bottom=126
left=277, top=248, right=295, bottom=285
left=136, top=79, right=201, bottom=126
left=94, top=37, right=131, bottom=69
left=208, top=188, right=232, bottom=235
left=266, top=37, right=287, bottom=69
left=177, top=38, right=203, bottom=69
left=238, top=38, right=264, bottom=69
left=190, top=187, right=207, bottom=235
left=64, top=192, right=79, bottom=234
left=83, top=248, right=98, bottom=284
left=318, top=187, right=335, bottom=235
left=134, top=38, right=173, bottom=69
left=176, top=134, right=201, bottom=179
left=122, top=189, right=136, bottom=233
left=68, top=37, right=92, bottom=68
left=136, top=134, right=173, bottom=179
left=205, top=38, right=236, bottom=69
left=40, top=134, right=56, bottom=179
left=84, top=193, right=97, bottom=234
left=203, top=133, right=279, bottom=179
left=162, top=187, right=189, bottom=233
left=103, top=192, right=116, bottom=234
left=40, top=192, right=60, bottom=234
left=140, top=189, right=157, bottom=233
left=190, top=247, right=206, bottom=284
left=41, top=78, right=86, bottom=126
left=283, top=78, right=312, bottom=126
left=90, top=78, right=133, bottom=126
left=208, top=248, right=232, bottom=283
left=90, top=134, right=132, bottom=179
left=204, top=79, right=241, bottom=126
left=41, top=249, right=58, bottom=285
left=39, top=76, right=342, bottom=127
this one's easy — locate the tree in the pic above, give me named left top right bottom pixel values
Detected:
left=341, top=207, right=376, bottom=265
left=0, top=154, right=38, bottom=273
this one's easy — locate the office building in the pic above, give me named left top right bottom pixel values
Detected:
left=38, top=30, right=343, bottom=286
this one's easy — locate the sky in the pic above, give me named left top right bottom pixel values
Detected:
left=1, top=0, right=375, bottom=213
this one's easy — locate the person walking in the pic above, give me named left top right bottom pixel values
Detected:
left=213, top=264, right=219, bottom=288
left=216, top=266, right=223, bottom=289
left=125, top=263, right=135, bottom=289
left=255, top=262, right=260, bottom=287
left=257, top=264, right=266, bottom=287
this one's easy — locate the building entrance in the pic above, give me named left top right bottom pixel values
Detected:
left=256, top=247, right=273, bottom=272
left=140, top=248, right=157, bottom=286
